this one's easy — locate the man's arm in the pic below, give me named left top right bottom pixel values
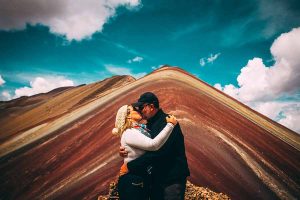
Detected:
left=127, top=124, right=183, bottom=174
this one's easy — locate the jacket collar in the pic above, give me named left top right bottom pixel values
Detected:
left=148, top=109, right=164, bottom=124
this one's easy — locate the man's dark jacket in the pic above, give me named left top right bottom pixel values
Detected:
left=127, top=109, right=190, bottom=184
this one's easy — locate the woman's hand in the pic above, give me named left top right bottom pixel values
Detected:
left=119, top=146, right=128, bottom=157
left=166, top=115, right=177, bottom=125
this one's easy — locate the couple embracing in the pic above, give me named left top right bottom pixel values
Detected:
left=112, top=92, right=190, bottom=200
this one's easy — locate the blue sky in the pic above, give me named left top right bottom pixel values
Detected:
left=0, top=0, right=300, bottom=132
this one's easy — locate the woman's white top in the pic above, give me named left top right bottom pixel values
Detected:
left=121, top=123, right=174, bottom=163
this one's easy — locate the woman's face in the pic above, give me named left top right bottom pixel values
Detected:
left=128, top=106, right=142, bottom=122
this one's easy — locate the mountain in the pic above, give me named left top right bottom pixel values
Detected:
left=0, top=75, right=135, bottom=143
left=0, top=66, right=299, bottom=200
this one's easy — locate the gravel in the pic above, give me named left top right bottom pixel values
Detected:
left=98, top=180, right=230, bottom=200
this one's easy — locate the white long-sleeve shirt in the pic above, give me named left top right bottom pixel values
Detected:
left=121, top=123, right=174, bottom=163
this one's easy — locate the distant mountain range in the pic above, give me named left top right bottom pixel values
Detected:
left=0, top=66, right=299, bottom=199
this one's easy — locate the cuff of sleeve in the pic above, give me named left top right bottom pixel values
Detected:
left=120, top=163, right=129, bottom=175
left=166, top=122, right=175, bottom=128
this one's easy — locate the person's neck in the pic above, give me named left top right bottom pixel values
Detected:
left=148, top=108, right=159, bottom=120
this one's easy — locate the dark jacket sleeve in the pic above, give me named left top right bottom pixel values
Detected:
left=127, top=123, right=182, bottom=175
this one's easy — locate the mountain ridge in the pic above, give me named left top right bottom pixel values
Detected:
left=0, top=67, right=299, bottom=199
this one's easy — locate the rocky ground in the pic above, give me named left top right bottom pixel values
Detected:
left=98, top=180, right=230, bottom=200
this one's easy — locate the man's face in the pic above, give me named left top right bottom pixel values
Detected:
left=140, top=103, right=155, bottom=120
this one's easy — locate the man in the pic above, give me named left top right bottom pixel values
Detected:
left=120, top=92, right=190, bottom=200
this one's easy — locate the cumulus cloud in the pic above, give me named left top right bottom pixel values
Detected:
left=218, top=27, right=300, bottom=102
left=223, top=84, right=240, bottom=100
left=214, top=83, right=240, bottom=100
left=13, top=76, right=74, bottom=99
left=199, top=53, right=221, bottom=67
left=214, top=27, right=300, bottom=133
left=105, top=64, right=146, bottom=78
left=254, top=101, right=300, bottom=133
left=0, top=0, right=141, bottom=41
left=128, top=56, right=144, bottom=63
left=0, top=75, right=5, bottom=86
left=0, top=91, right=12, bottom=101
left=278, top=108, right=300, bottom=133
left=214, top=83, right=222, bottom=90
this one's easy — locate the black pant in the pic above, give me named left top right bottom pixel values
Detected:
left=118, top=174, right=149, bottom=200
left=150, top=178, right=187, bottom=200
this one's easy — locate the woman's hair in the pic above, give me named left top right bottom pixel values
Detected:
left=112, top=105, right=132, bottom=136
left=119, top=115, right=132, bottom=136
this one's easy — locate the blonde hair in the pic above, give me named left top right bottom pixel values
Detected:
left=112, top=105, right=133, bottom=136
left=119, top=117, right=132, bottom=136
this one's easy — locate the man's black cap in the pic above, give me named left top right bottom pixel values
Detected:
left=132, top=92, right=159, bottom=107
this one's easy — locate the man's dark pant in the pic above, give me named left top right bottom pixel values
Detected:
left=150, top=178, right=186, bottom=200
left=118, top=174, right=149, bottom=200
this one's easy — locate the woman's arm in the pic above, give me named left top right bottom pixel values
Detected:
left=124, top=123, right=174, bottom=151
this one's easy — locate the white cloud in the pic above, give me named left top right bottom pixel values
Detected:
left=13, top=76, right=74, bottom=99
left=214, top=83, right=240, bottom=100
left=199, top=53, right=221, bottom=67
left=214, top=83, right=222, bottom=90
left=0, top=91, right=12, bottom=101
left=236, top=58, right=271, bottom=102
left=105, top=64, right=146, bottom=78
left=215, top=27, right=300, bottom=133
left=0, top=75, right=5, bottom=86
left=278, top=109, right=300, bottom=133
left=207, top=53, right=221, bottom=63
left=240, top=28, right=300, bottom=102
left=151, top=64, right=164, bottom=70
left=199, top=58, right=206, bottom=67
left=223, top=84, right=240, bottom=100
left=252, top=101, right=300, bottom=133
left=0, top=0, right=141, bottom=41
left=128, top=56, right=143, bottom=63
left=253, top=101, right=285, bottom=120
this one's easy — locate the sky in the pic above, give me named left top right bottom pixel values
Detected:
left=0, top=0, right=299, bottom=133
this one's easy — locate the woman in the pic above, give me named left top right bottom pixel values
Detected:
left=112, top=104, right=177, bottom=200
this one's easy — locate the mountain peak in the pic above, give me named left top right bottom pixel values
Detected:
left=0, top=67, right=299, bottom=199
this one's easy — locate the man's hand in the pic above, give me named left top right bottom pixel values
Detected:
left=119, top=146, right=128, bottom=157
